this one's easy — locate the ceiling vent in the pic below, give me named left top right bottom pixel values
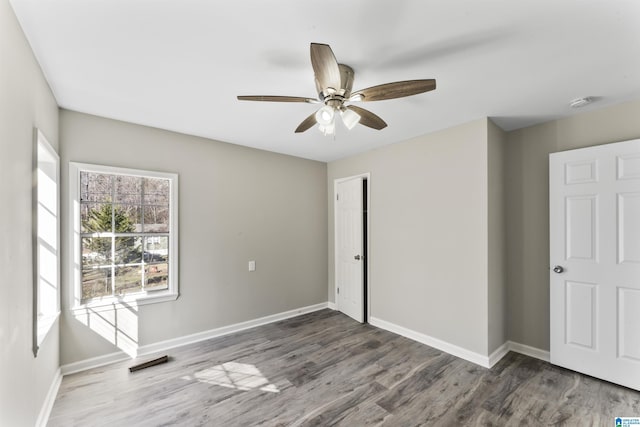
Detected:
left=569, top=97, right=593, bottom=108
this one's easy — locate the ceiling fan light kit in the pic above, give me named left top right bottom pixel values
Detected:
left=340, top=108, right=361, bottom=130
left=318, top=122, right=335, bottom=137
left=238, top=43, right=436, bottom=136
left=315, top=105, right=335, bottom=125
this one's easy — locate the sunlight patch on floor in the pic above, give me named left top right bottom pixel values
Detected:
left=184, top=362, right=280, bottom=393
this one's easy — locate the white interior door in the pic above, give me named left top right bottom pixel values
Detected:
left=336, top=176, right=364, bottom=322
left=550, top=138, right=640, bottom=391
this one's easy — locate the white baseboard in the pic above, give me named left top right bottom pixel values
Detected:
left=488, top=341, right=511, bottom=367
left=61, top=351, right=130, bottom=376
left=137, top=302, right=328, bottom=357
left=36, top=367, right=62, bottom=427
left=507, top=340, right=550, bottom=362
left=61, top=302, right=329, bottom=375
left=369, top=316, right=494, bottom=368
left=61, top=303, right=550, bottom=377
left=369, top=317, right=551, bottom=369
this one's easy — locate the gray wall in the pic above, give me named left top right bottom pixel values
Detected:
left=59, top=110, right=328, bottom=364
left=328, top=118, right=496, bottom=356
left=327, top=98, right=640, bottom=358
left=0, top=1, right=60, bottom=426
left=506, top=98, right=640, bottom=351
left=487, top=120, right=507, bottom=353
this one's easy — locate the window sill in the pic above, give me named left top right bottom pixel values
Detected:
left=71, top=292, right=178, bottom=314
left=37, top=312, right=60, bottom=347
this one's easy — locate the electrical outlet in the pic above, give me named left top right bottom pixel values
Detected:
left=248, top=260, right=256, bottom=272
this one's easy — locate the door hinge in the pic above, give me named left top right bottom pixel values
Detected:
left=336, top=193, right=339, bottom=201
left=337, top=287, right=339, bottom=294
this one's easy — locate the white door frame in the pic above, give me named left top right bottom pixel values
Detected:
left=334, top=172, right=371, bottom=322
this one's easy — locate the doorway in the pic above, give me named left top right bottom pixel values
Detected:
left=334, top=173, right=370, bottom=323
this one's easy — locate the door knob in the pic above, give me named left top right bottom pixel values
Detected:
left=553, top=265, right=564, bottom=274
left=354, top=255, right=361, bottom=260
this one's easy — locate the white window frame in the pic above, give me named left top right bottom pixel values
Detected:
left=69, top=162, right=179, bottom=312
left=33, top=130, right=61, bottom=356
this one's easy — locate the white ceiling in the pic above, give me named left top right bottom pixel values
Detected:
left=10, top=0, right=640, bottom=162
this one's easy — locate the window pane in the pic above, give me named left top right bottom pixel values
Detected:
left=144, top=178, right=169, bottom=205
left=82, top=203, right=113, bottom=233
left=81, top=172, right=112, bottom=203
left=82, top=237, right=112, bottom=268
left=144, top=236, right=168, bottom=262
left=114, top=266, right=143, bottom=295
left=82, top=268, right=112, bottom=300
left=115, top=175, right=142, bottom=204
left=114, top=204, right=141, bottom=233
left=115, top=236, right=142, bottom=265
left=143, top=206, right=169, bottom=233
left=112, top=204, right=137, bottom=233
left=145, top=263, right=168, bottom=291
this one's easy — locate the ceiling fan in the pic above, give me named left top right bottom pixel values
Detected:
left=237, top=43, right=436, bottom=136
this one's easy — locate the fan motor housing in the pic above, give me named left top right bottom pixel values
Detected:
left=317, top=64, right=354, bottom=104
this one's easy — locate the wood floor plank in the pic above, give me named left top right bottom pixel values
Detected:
left=334, top=401, right=391, bottom=426
left=375, top=352, right=458, bottom=414
left=293, top=381, right=387, bottom=426
left=48, top=310, right=640, bottom=426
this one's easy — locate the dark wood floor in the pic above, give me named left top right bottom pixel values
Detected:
left=49, top=309, right=640, bottom=426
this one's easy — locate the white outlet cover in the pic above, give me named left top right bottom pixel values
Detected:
left=248, top=261, right=256, bottom=271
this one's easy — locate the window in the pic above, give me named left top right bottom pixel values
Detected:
left=33, top=130, right=60, bottom=355
left=69, top=163, right=178, bottom=309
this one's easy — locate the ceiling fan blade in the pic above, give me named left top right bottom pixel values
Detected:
left=351, top=79, right=436, bottom=102
left=294, top=111, right=318, bottom=133
left=347, top=105, right=387, bottom=130
left=237, top=95, right=318, bottom=103
left=310, top=43, right=341, bottom=94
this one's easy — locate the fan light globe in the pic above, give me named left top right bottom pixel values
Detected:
left=318, top=121, right=335, bottom=136
left=315, top=106, right=335, bottom=125
left=340, top=108, right=361, bottom=130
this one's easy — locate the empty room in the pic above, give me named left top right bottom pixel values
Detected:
left=2, top=0, right=640, bottom=426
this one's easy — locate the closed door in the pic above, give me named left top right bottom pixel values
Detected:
left=550, top=138, right=640, bottom=391
left=336, top=176, right=364, bottom=322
